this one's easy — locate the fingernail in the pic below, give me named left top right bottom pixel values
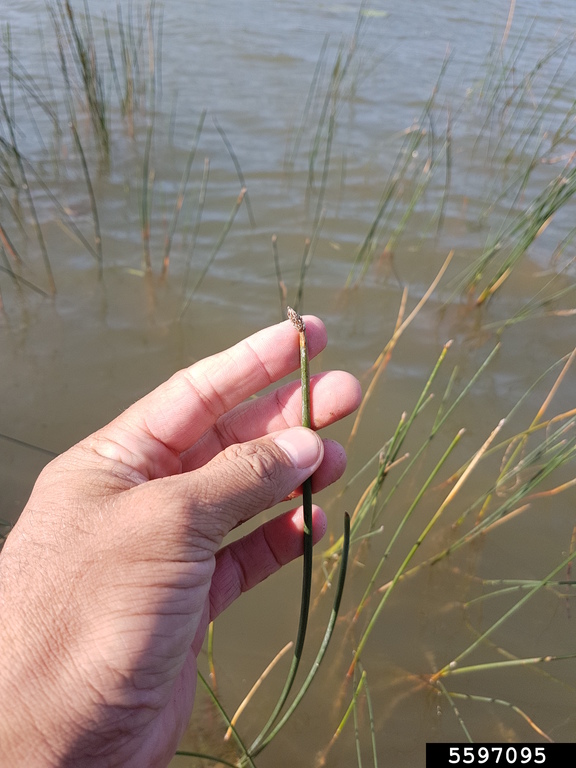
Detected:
left=274, top=427, right=323, bottom=469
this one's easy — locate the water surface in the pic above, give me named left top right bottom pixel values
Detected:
left=1, top=1, right=576, bottom=765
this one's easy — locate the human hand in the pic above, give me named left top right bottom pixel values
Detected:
left=0, top=316, right=361, bottom=767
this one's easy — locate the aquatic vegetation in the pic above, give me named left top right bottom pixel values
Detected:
left=1, top=2, right=576, bottom=766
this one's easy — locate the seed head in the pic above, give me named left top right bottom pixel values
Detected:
left=287, top=306, right=305, bottom=332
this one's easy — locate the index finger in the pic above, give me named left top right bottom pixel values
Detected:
left=91, top=316, right=327, bottom=475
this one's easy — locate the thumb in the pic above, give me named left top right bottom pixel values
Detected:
left=176, top=426, right=324, bottom=547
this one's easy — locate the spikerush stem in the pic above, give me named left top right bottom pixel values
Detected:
left=179, top=156, right=210, bottom=315
left=246, top=307, right=313, bottom=755
left=271, top=234, right=287, bottom=320
left=440, top=687, right=553, bottom=743
left=288, top=306, right=313, bottom=572
left=287, top=306, right=312, bottom=429
left=250, top=513, right=351, bottom=758
left=161, top=108, right=206, bottom=277
left=213, top=115, right=256, bottom=228
left=179, top=186, right=246, bottom=318
left=431, top=550, right=576, bottom=683
left=347, top=418, right=506, bottom=679
left=0, top=83, right=55, bottom=295
left=194, top=671, right=256, bottom=768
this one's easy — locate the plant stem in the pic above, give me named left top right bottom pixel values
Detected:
left=179, top=186, right=246, bottom=318
left=247, top=307, right=313, bottom=755
left=250, top=512, right=351, bottom=757
left=161, top=108, right=206, bottom=277
left=196, top=671, right=256, bottom=768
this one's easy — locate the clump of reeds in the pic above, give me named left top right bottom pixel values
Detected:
left=50, top=0, right=110, bottom=158
left=459, top=161, right=576, bottom=304
left=0, top=0, right=157, bottom=296
left=0, top=1, right=237, bottom=305
left=344, top=55, right=452, bottom=289
left=314, top=347, right=576, bottom=765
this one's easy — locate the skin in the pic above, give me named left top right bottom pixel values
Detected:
left=0, top=316, right=361, bottom=767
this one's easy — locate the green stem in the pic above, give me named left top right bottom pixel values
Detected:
left=179, top=186, right=246, bottom=317
left=247, top=307, right=313, bottom=754
left=292, top=308, right=313, bottom=659
left=161, top=108, right=206, bottom=276
left=250, top=513, right=351, bottom=757
left=348, top=420, right=496, bottom=676
left=196, top=671, right=256, bottom=768
left=435, top=550, right=576, bottom=679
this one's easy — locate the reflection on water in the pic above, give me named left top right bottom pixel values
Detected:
left=2, top=1, right=576, bottom=765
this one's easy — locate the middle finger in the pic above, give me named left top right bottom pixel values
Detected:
left=181, top=370, right=360, bottom=472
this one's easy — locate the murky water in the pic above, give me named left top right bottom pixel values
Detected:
left=2, top=1, right=576, bottom=765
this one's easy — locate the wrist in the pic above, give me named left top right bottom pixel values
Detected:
left=0, top=535, right=156, bottom=768
left=0, top=529, right=89, bottom=768
left=0, top=615, right=62, bottom=767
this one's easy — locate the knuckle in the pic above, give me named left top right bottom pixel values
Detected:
left=226, top=441, right=282, bottom=488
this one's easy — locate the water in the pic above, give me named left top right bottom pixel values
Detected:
left=1, top=1, right=576, bottom=765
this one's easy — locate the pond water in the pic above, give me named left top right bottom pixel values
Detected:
left=1, top=1, right=576, bottom=765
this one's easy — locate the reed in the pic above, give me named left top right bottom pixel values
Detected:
left=0, top=263, right=51, bottom=298
left=104, top=2, right=149, bottom=135
left=179, top=186, right=247, bottom=318
left=213, top=116, right=256, bottom=229
left=0, top=0, right=172, bottom=303
left=0, top=84, right=55, bottom=294
left=464, top=163, right=576, bottom=304
left=438, top=685, right=554, bottom=743
left=345, top=58, right=450, bottom=288
left=244, top=308, right=318, bottom=755
left=180, top=156, right=210, bottom=309
left=284, top=34, right=329, bottom=171
left=0, top=220, right=22, bottom=270
left=51, top=0, right=110, bottom=158
left=53, top=27, right=103, bottom=274
left=161, top=109, right=206, bottom=277
left=178, top=309, right=353, bottom=766
left=310, top=365, right=576, bottom=756
left=140, top=112, right=154, bottom=275
left=271, top=234, right=287, bottom=320
left=22, top=157, right=99, bottom=263
left=248, top=513, right=351, bottom=759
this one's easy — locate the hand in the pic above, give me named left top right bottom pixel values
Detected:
left=0, top=316, right=361, bottom=767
